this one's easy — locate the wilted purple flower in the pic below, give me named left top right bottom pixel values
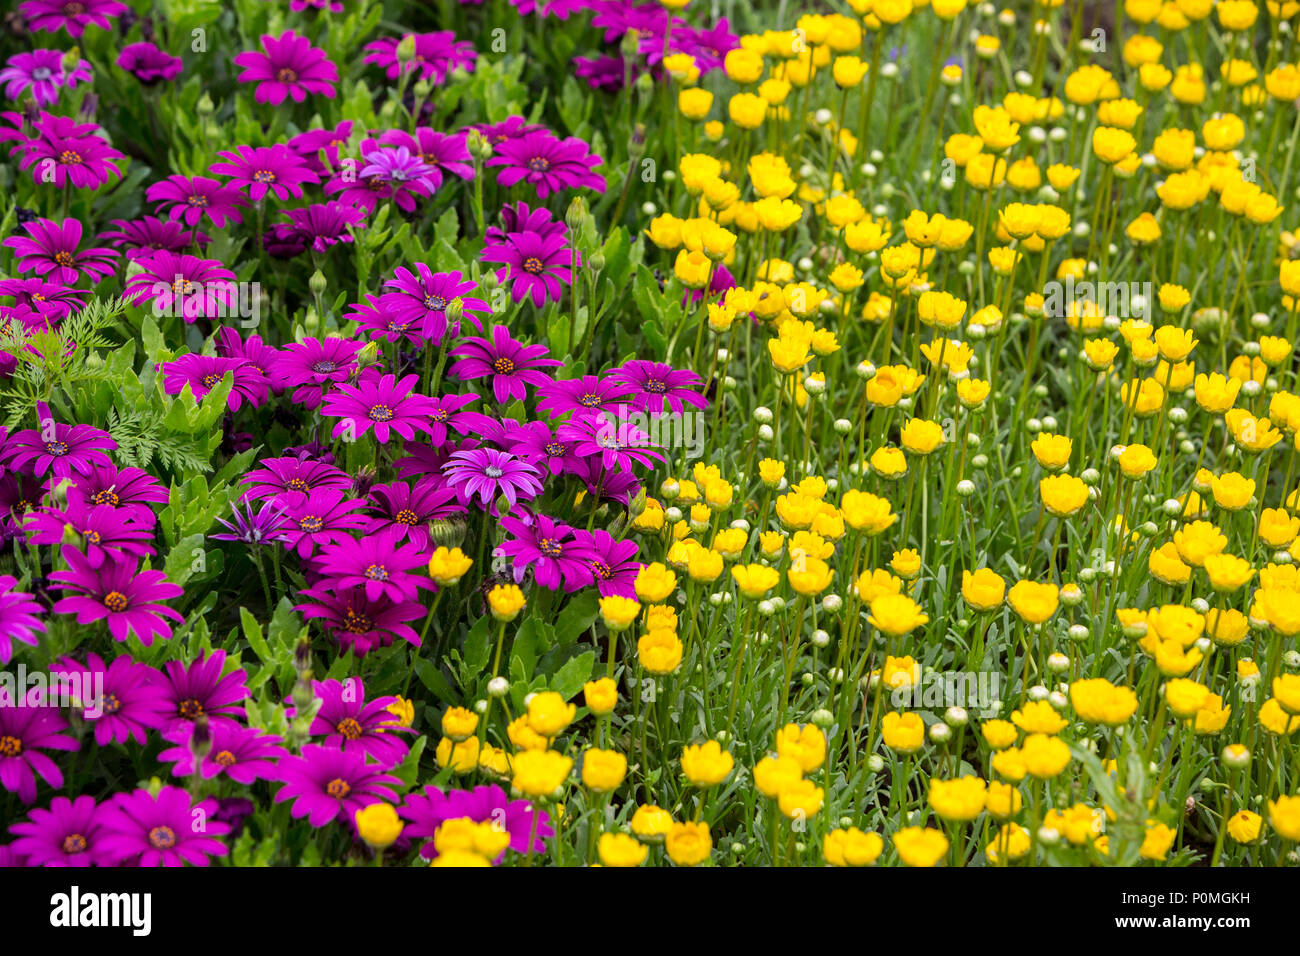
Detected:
left=8, top=795, right=110, bottom=866
left=154, top=650, right=249, bottom=733
left=3, top=218, right=117, bottom=285
left=25, top=499, right=156, bottom=568
left=146, top=174, right=248, bottom=228
left=0, top=575, right=45, bottom=665
left=210, top=499, right=290, bottom=546
left=1, top=50, right=92, bottom=106
left=96, top=787, right=230, bottom=867
left=159, top=723, right=286, bottom=783
left=233, top=31, right=338, bottom=104
left=0, top=694, right=77, bottom=804
left=296, top=586, right=425, bottom=655
left=485, top=131, right=606, bottom=198
left=48, top=550, right=184, bottom=646
left=161, top=354, right=269, bottom=411
left=209, top=144, right=320, bottom=202
left=309, top=678, right=412, bottom=768
left=450, top=326, right=563, bottom=403
left=51, top=652, right=168, bottom=746
left=116, top=42, right=183, bottom=84
left=497, top=512, right=596, bottom=591
left=274, top=744, right=400, bottom=827
left=319, top=373, right=441, bottom=445
left=443, top=447, right=544, bottom=509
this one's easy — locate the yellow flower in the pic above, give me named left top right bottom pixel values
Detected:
left=840, top=489, right=897, bottom=533
left=488, top=584, right=526, bottom=621
left=1008, top=580, right=1059, bottom=624
left=665, top=821, right=712, bottom=866
left=1165, top=678, right=1210, bottom=717
left=1116, top=443, right=1157, bottom=479
left=598, top=832, right=649, bottom=867
left=1071, top=679, right=1138, bottom=726
left=581, top=747, right=628, bottom=792
left=428, top=547, right=473, bottom=585
left=441, top=706, right=479, bottom=742
left=867, top=592, right=930, bottom=636
left=1226, top=810, right=1262, bottom=843
left=634, top=563, right=678, bottom=602
left=1011, top=699, right=1069, bottom=735
left=354, top=803, right=403, bottom=848
left=986, top=824, right=1032, bottom=864
left=823, top=827, right=884, bottom=866
left=881, top=711, right=925, bottom=753
left=1092, top=126, right=1136, bottom=164
left=777, top=779, right=825, bottom=819
left=899, top=418, right=944, bottom=455
left=678, top=87, right=713, bottom=120
left=972, top=104, right=1020, bottom=152
left=929, top=776, right=987, bottom=822
left=681, top=740, right=734, bottom=787
left=1139, top=821, right=1177, bottom=860
left=775, top=723, right=827, bottom=772
left=1275, top=675, right=1300, bottom=715
left=1148, top=542, right=1191, bottom=586
left=526, top=691, right=577, bottom=738
left=1173, top=520, right=1227, bottom=566
left=507, top=715, right=548, bottom=752
left=630, top=804, right=673, bottom=843
left=731, top=563, right=780, bottom=599
left=728, top=92, right=768, bottom=129
left=436, top=735, right=481, bottom=773
left=598, top=594, right=641, bottom=631
left=511, top=749, right=573, bottom=797
left=1021, top=733, right=1071, bottom=778
left=583, top=677, right=618, bottom=716
left=893, top=826, right=949, bottom=867
left=961, top=568, right=1005, bottom=611
left=1194, top=372, right=1240, bottom=413
left=638, top=629, right=683, bottom=674
left=1040, top=474, right=1089, bottom=517
left=1203, top=553, right=1254, bottom=592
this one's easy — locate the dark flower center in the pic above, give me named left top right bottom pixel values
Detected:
left=45, top=440, right=69, bottom=456
left=214, top=750, right=236, bottom=767
left=593, top=559, right=612, bottom=579
left=103, top=591, right=129, bottom=612
left=644, top=379, right=667, bottom=394
left=431, top=409, right=448, bottom=422
left=177, top=698, right=204, bottom=719
left=343, top=608, right=373, bottom=632
left=54, top=251, right=75, bottom=267
left=82, top=528, right=101, bottom=545
left=61, top=833, right=87, bottom=854
left=336, top=717, right=363, bottom=740
left=395, top=508, right=419, bottom=525
left=148, top=826, right=176, bottom=850
left=538, top=538, right=563, bottom=557
left=527, top=156, right=551, bottom=172
left=545, top=441, right=566, bottom=457
left=364, top=564, right=389, bottom=581
left=0, top=735, right=21, bottom=757
left=102, top=693, right=121, bottom=715
left=277, top=68, right=299, bottom=83
left=368, top=404, right=394, bottom=422
left=172, top=278, right=196, bottom=296
left=522, top=257, right=545, bottom=275
left=93, top=489, right=121, bottom=506
left=424, top=294, right=446, bottom=311
left=312, top=360, right=338, bottom=373
left=579, top=393, right=601, bottom=407
left=298, top=515, right=323, bottom=532
left=59, top=149, right=82, bottom=165
left=187, top=194, right=209, bottom=207
left=201, top=373, right=221, bottom=388
left=492, top=357, right=516, bottom=375
left=326, top=777, right=351, bottom=799
left=254, top=169, right=277, bottom=184
left=286, top=477, right=310, bottom=493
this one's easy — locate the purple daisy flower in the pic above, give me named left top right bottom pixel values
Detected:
left=1, top=50, right=92, bottom=106
left=98, top=215, right=209, bottom=259
left=154, top=650, right=249, bottom=733
left=675, top=19, right=741, bottom=73
left=363, top=32, right=477, bottom=84
left=48, top=550, right=184, bottom=646
left=559, top=408, right=666, bottom=472
left=296, top=586, right=425, bottom=656
left=400, top=784, right=551, bottom=861
left=378, top=128, right=474, bottom=190
left=116, top=41, right=183, bottom=84
left=64, top=462, right=169, bottom=526
left=159, top=723, right=287, bottom=784
left=536, top=374, right=636, bottom=420
left=122, top=251, right=238, bottom=323
left=25, top=499, right=156, bottom=568
left=233, top=31, right=339, bottom=104
left=2, top=405, right=116, bottom=478
left=8, top=795, right=110, bottom=867
left=497, top=512, right=597, bottom=591
left=352, top=144, right=437, bottom=212
left=443, top=447, right=544, bottom=510
left=272, top=336, right=365, bottom=409
left=481, top=229, right=577, bottom=308
left=282, top=201, right=366, bottom=253
left=96, top=787, right=230, bottom=867
left=0, top=694, right=77, bottom=804
left=485, top=131, right=606, bottom=198
left=209, top=144, right=320, bottom=202
left=276, top=488, right=368, bottom=560
left=610, top=359, right=709, bottom=415
left=364, top=478, right=464, bottom=550
left=574, top=528, right=641, bottom=598
left=574, top=55, right=628, bottom=91
left=18, top=0, right=128, bottom=38
left=161, top=354, right=269, bottom=411
left=392, top=436, right=480, bottom=480
left=0, top=278, right=88, bottom=322
left=241, top=455, right=350, bottom=502
left=13, top=113, right=124, bottom=189
left=379, top=266, right=488, bottom=345
left=471, top=115, right=545, bottom=148
left=215, top=326, right=280, bottom=386
left=146, top=175, right=248, bottom=228
left=51, top=652, right=168, bottom=746
left=3, top=218, right=117, bottom=285
left=502, top=420, right=586, bottom=477
left=288, top=120, right=353, bottom=175
left=0, top=575, right=45, bottom=665
left=311, top=530, right=434, bottom=603
left=210, top=499, right=290, bottom=546
left=484, top=200, right=566, bottom=245
left=449, top=326, right=563, bottom=403
left=346, top=294, right=425, bottom=346
left=425, top=393, right=494, bottom=448
left=319, top=373, right=441, bottom=445
left=309, top=678, right=413, bottom=769
left=590, top=0, right=664, bottom=44
left=274, top=744, right=400, bottom=828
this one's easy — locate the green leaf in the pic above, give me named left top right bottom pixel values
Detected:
left=550, top=650, right=595, bottom=700
left=553, top=590, right=600, bottom=646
